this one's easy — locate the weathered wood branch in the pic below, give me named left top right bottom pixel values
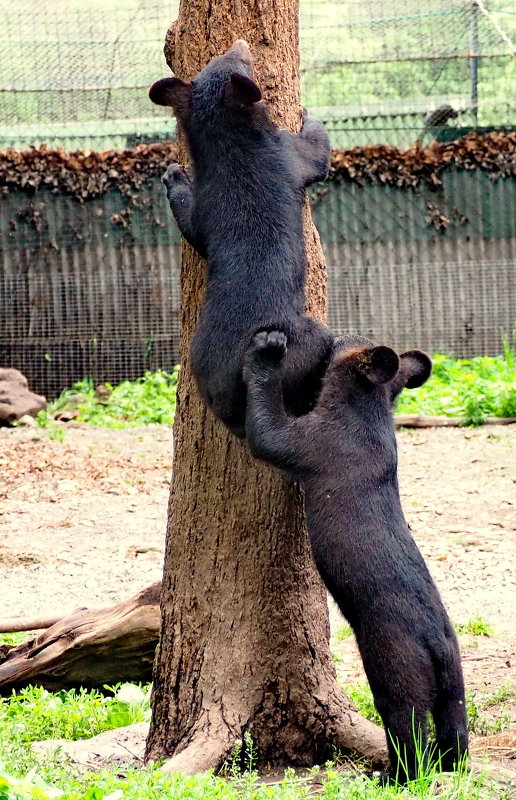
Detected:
left=0, top=616, right=63, bottom=634
left=0, top=584, right=160, bottom=693
left=395, top=415, right=515, bottom=428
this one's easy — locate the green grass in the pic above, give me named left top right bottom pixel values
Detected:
left=37, top=368, right=179, bottom=429
left=0, top=682, right=511, bottom=800
left=34, top=348, right=515, bottom=432
left=395, top=349, right=516, bottom=425
left=344, top=676, right=515, bottom=739
left=466, top=688, right=513, bottom=736
left=0, top=632, right=27, bottom=647
left=333, top=624, right=353, bottom=642
left=482, top=682, right=516, bottom=708
left=455, top=616, right=495, bottom=637
left=344, top=682, right=383, bottom=728
left=0, top=684, right=151, bottom=746
left=0, top=748, right=506, bottom=800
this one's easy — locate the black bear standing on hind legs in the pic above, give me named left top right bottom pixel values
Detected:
left=149, top=41, right=333, bottom=437
left=244, top=331, right=468, bottom=782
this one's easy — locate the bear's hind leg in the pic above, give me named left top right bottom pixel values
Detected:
left=432, top=661, right=468, bottom=771
left=375, top=694, right=429, bottom=784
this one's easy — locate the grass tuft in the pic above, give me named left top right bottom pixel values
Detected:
left=455, top=615, right=494, bottom=637
left=333, top=624, right=353, bottom=642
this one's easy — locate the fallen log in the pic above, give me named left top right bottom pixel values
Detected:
left=395, top=414, right=516, bottom=428
left=0, top=584, right=160, bottom=694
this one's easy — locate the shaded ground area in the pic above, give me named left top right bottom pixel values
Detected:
left=0, top=423, right=515, bottom=765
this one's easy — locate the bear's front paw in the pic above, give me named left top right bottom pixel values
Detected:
left=162, top=162, right=189, bottom=188
left=254, top=329, right=287, bottom=354
left=243, top=330, right=288, bottom=384
left=253, top=330, right=288, bottom=363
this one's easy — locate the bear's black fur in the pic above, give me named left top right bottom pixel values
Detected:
left=244, top=330, right=468, bottom=782
left=149, top=41, right=333, bottom=437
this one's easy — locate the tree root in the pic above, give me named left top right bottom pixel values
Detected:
left=327, top=693, right=388, bottom=767
left=159, top=729, right=237, bottom=775
left=149, top=691, right=389, bottom=776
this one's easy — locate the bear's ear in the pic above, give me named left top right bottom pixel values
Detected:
left=149, top=78, right=190, bottom=115
left=225, top=73, right=262, bottom=107
left=398, top=350, right=432, bottom=389
left=356, top=345, right=400, bottom=386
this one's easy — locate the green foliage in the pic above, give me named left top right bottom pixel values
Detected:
left=343, top=674, right=514, bottom=742
left=32, top=347, right=516, bottom=432
left=0, top=633, right=27, bottom=647
left=333, top=624, right=353, bottom=642
left=482, top=681, right=516, bottom=708
left=455, top=615, right=494, bottom=637
left=0, top=758, right=507, bottom=800
left=395, top=349, right=516, bottom=424
left=343, top=682, right=383, bottom=727
left=0, top=684, right=150, bottom=746
left=466, top=689, right=512, bottom=736
left=37, top=369, right=179, bottom=430
left=32, top=348, right=515, bottom=432
left=220, top=732, right=258, bottom=778
left=464, top=682, right=515, bottom=737
left=299, top=1, right=514, bottom=126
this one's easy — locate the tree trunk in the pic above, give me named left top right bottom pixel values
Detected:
left=145, top=0, right=388, bottom=774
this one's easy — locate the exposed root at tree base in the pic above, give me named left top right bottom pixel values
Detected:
left=324, top=690, right=389, bottom=768
left=158, top=729, right=237, bottom=775
left=147, top=701, right=389, bottom=776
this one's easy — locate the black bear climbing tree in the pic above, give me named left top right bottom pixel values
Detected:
left=144, top=0, right=388, bottom=774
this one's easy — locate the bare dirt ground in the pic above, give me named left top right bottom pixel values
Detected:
left=0, top=422, right=515, bottom=769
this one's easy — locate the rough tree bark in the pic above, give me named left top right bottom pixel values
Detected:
left=145, top=0, right=388, bottom=774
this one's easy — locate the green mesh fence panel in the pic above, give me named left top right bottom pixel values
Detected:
left=0, top=1, right=514, bottom=150
left=0, top=2, right=514, bottom=396
left=300, top=0, right=515, bottom=147
left=1, top=171, right=514, bottom=397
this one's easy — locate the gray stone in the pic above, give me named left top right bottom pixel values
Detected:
left=0, top=368, right=46, bottom=423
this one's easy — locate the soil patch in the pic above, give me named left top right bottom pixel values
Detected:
left=1, top=423, right=514, bottom=766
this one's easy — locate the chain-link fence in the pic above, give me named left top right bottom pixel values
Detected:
left=0, top=0, right=176, bottom=150
left=301, top=0, right=515, bottom=147
left=1, top=161, right=514, bottom=398
left=1, top=1, right=514, bottom=150
left=0, top=1, right=514, bottom=396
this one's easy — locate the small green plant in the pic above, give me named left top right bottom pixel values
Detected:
left=388, top=714, right=435, bottom=792
left=455, top=615, right=494, bottom=637
left=47, top=426, right=66, bottom=442
left=344, top=682, right=383, bottom=727
left=482, top=681, right=516, bottom=707
left=0, top=632, right=27, bottom=647
left=0, top=683, right=150, bottom=745
left=465, top=688, right=512, bottom=735
left=220, top=731, right=258, bottom=777
left=333, top=623, right=353, bottom=641
left=0, top=682, right=508, bottom=799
